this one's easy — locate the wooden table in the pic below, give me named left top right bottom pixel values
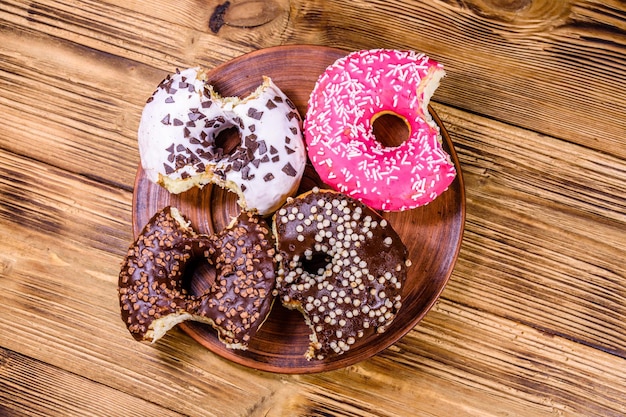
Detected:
left=1, top=0, right=625, bottom=415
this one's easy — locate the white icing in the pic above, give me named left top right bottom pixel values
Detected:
left=138, top=67, right=307, bottom=215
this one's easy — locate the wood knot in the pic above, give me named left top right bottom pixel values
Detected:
left=483, top=0, right=532, bottom=13
left=461, top=0, right=571, bottom=26
left=209, top=1, right=231, bottom=33
left=209, top=0, right=282, bottom=33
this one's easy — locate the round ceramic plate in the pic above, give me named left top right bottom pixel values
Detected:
left=132, top=45, right=465, bottom=373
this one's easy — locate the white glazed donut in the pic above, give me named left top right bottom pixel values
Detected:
left=138, top=67, right=307, bottom=216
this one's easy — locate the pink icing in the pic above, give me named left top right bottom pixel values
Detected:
left=304, top=49, right=457, bottom=211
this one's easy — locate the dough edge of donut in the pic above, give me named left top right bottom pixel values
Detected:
left=271, top=188, right=408, bottom=360
left=153, top=75, right=304, bottom=216
left=159, top=170, right=253, bottom=213
left=148, top=311, right=259, bottom=350
left=122, top=206, right=275, bottom=350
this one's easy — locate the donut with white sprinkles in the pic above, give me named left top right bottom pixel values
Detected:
left=118, top=206, right=276, bottom=349
left=304, top=49, right=457, bottom=211
left=138, top=67, right=307, bottom=215
left=272, top=188, right=410, bottom=360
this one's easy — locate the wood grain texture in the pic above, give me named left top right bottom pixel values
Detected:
left=130, top=45, right=465, bottom=373
left=0, top=348, right=185, bottom=417
left=285, top=0, right=626, bottom=158
left=1, top=0, right=625, bottom=415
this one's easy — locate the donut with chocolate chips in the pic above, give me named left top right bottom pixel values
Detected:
left=272, top=188, right=410, bottom=360
left=118, top=206, right=276, bottom=349
left=138, top=67, right=307, bottom=216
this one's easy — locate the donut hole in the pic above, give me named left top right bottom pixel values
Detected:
left=183, top=258, right=217, bottom=295
left=301, top=252, right=332, bottom=276
left=371, top=112, right=410, bottom=148
left=213, top=125, right=242, bottom=156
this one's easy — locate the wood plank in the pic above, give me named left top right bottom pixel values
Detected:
left=284, top=0, right=626, bottom=159
left=432, top=102, right=626, bottom=358
left=2, top=89, right=624, bottom=361
left=0, top=152, right=284, bottom=416
left=0, top=347, right=185, bottom=417
left=3, top=218, right=624, bottom=416
left=0, top=22, right=164, bottom=187
left=1, top=0, right=625, bottom=414
left=382, top=302, right=626, bottom=416
left=0, top=0, right=254, bottom=70
left=2, top=0, right=625, bottom=184
left=1, top=109, right=625, bottom=415
left=3, top=0, right=625, bottom=161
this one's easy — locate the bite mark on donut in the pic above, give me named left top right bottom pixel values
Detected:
left=139, top=69, right=307, bottom=216
left=118, top=207, right=276, bottom=349
left=304, top=49, right=456, bottom=211
left=273, top=188, right=410, bottom=360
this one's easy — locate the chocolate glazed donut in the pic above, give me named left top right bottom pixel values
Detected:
left=273, top=188, right=410, bottom=360
left=118, top=206, right=275, bottom=349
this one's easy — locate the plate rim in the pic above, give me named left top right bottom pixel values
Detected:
left=131, top=44, right=466, bottom=374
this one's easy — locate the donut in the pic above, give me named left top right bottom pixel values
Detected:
left=118, top=206, right=276, bottom=349
left=272, top=188, right=410, bottom=360
left=304, top=49, right=457, bottom=211
left=138, top=67, right=307, bottom=215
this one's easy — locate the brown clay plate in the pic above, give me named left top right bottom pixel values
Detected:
left=132, top=45, right=465, bottom=373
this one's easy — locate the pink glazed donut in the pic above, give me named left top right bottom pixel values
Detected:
left=304, top=49, right=457, bottom=211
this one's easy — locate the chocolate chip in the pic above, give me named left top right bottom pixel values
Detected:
left=165, top=96, right=175, bottom=104
left=233, top=117, right=244, bottom=129
left=173, top=118, right=184, bottom=126
left=257, top=140, right=267, bottom=155
left=247, top=108, right=263, bottom=120
left=282, top=162, right=297, bottom=177
left=163, top=163, right=175, bottom=174
left=285, top=145, right=295, bottom=154
left=161, top=114, right=171, bottom=125
left=188, top=111, right=202, bottom=121
left=241, top=166, right=250, bottom=180
left=263, top=173, right=274, bottom=182
left=266, top=99, right=277, bottom=109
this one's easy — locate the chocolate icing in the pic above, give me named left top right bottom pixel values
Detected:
left=118, top=207, right=275, bottom=348
left=273, top=188, right=409, bottom=360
